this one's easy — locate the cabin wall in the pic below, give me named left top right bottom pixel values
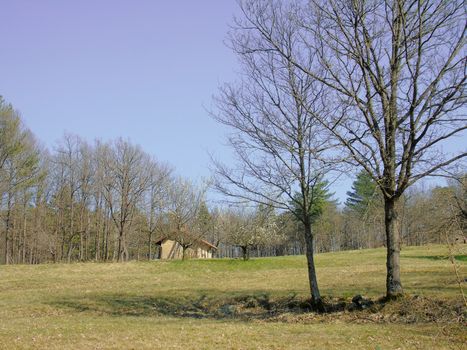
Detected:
left=159, top=240, right=213, bottom=259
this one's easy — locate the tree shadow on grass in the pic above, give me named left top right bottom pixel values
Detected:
left=50, top=292, right=323, bottom=321
left=49, top=291, right=466, bottom=324
left=404, top=255, right=466, bottom=262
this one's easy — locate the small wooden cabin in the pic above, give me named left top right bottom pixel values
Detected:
left=155, top=238, right=217, bottom=259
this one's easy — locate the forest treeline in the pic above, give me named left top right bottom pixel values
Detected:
left=0, top=97, right=464, bottom=264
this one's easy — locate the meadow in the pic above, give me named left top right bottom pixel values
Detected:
left=1, top=244, right=465, bottom=349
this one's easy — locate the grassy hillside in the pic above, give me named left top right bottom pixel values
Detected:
left=1, top=245, right=465, bottom=349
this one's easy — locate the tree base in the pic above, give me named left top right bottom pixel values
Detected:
left=310, top=298, right=327, bottom=313
left=382, top=291, right=404, bottom=302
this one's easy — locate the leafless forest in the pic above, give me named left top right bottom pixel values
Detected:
left=0, top=99, right=464, bottom=267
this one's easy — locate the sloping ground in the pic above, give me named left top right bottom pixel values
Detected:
left=0, top=244, right=465, bottom=349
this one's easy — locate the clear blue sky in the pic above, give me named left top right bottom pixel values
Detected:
left=0, top=1, right=239, bottom=176
left=1, top=1, right=456, bottom=204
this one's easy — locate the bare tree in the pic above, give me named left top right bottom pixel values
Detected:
left=212, top=6, right=338, bottom=306
left=101, top=139, right=150, bottom=262
left=52, top=134, right=86, bottom=262
left=93, top=140, right=115, bottom=261
left=144, top=159, right=172, bottom=260
left=76, top=141, right=93, bottom=261
left=166, top=178, right=205, bottom=260
left=0, top=101, right=41, bottom=264
left=233, top=0, right=466, bottom=298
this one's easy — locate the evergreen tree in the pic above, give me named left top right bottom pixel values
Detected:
left=195, top=201, right=213, bottom=237
left=292, top=179, right=334, bottom=224
left=345, top=171, right=380, bottom=217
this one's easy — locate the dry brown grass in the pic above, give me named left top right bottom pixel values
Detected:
left=0, top=244, right=465, bottom=349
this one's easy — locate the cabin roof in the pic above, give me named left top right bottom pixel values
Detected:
left=155, top=237, right=217, bottom=250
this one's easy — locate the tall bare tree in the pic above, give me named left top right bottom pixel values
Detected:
left=234, top=0, right=466, bottom=298
left=101, top=139, right=150, bottom=262
left=144, top=159, right=172, bottom=260
left=212, top=7, right=338, bottom=306
left=52, top=134, right=86, bottom=262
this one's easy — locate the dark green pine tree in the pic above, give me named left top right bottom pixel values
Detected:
left=292, top=179, right=335, bottom=224
left=345, top=171, right=380, bottom=216
left=196, top=201, right=213, bottom=236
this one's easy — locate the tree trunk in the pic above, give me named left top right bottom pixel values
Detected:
left=148, top=209, right=155, bottom=260
left=4, top=195, right=12, bottom=265
left=384, top=197, right=403, bottom=298
left=85, top=214, right=91, bottom=261
left=240, top=246, right=249, bottom=261
left=103, top=213, right=109, bottom=261
left=303, top=220, right=322, bottom=309
left=60, top=217, right=65, bottom=261
left=67, top=241, right=74, bottom=263
left=148, top=231, right=153, bottom=260
left=69, top=200, right=74, bottom=262
left=117, top=227, right=124, bottom=262
left=4, top=219, right=10, bottom=264
left=95, top=213, right=100, bottom=261
left=22, top=206, right=27, bottom=264
left=79, top=209, right=84, bottom=261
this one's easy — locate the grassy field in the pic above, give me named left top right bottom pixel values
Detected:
left=1, top=245, right=465, bottom=349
